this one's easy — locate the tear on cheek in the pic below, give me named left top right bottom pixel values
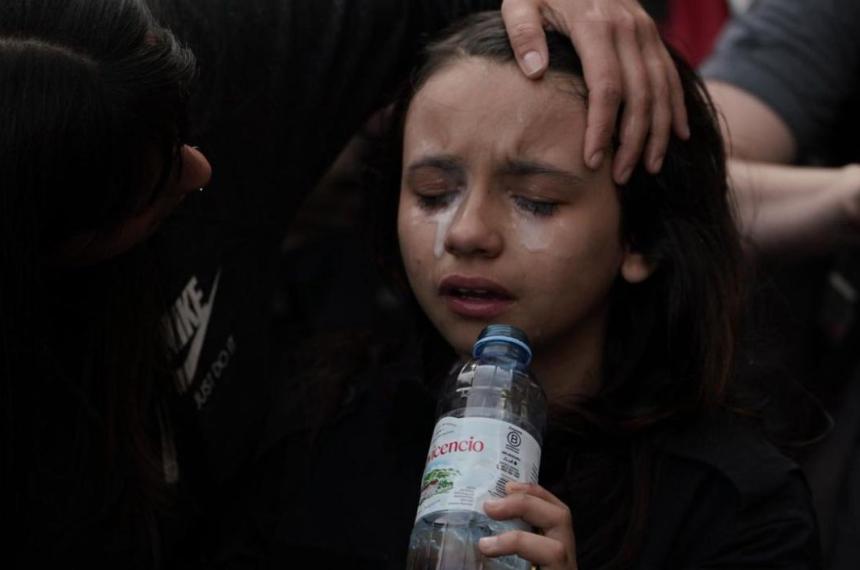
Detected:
left=432, top=208, right=458, bottom=259
left=511, top=213, right=551, bottom=253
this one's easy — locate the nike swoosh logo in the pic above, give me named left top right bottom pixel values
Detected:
left=182, top=270, right=222, bottom=385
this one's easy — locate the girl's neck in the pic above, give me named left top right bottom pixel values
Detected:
left=530, top=311, right=608, bottom=403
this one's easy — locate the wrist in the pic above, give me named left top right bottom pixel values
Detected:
left=838, top=164, right=860, bottom=227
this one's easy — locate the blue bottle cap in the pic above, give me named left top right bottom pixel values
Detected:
left=472, top=324, right=532, bottom=366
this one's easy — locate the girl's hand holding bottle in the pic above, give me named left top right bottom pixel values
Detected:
left=480, top=482, right=578, bottom=570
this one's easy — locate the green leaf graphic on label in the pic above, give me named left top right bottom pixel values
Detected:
left=419, top=467, right=460, bottom=504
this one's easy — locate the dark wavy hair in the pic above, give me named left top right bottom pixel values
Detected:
left=372, top=12, right=744, bottom=568
left=0, top=0, right=195, bottom=566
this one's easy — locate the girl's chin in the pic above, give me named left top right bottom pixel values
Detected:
left=441, top=330, right=482, bottom=359
left=432, top=315, right=498, bottom=356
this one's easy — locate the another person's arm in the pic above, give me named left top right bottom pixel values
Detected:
left=703, top=0, right=860, bottom=163
left=706, top=81, right=796, bottom=163
left=708, top=81, right=859, bottom=253
left=730, top=160, right=860, bottom=253
left=701, top=0, right=860, bottom=252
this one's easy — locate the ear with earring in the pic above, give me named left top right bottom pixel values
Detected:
left=180, top=145, right=212, bottom=194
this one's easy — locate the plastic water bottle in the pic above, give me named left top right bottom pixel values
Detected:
left=406, top=324, right=547, bottom=570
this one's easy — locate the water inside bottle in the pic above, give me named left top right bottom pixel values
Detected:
left=406, top=510, right=531, bottom=570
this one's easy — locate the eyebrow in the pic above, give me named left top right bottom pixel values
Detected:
left=500, top=159, right=585, bottom=185
left=405, top=155, right=466, bottom=177
left=405, top=155, right=586, bottom=186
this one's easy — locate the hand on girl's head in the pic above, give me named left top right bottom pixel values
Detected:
left=479, top=482, right=578, bottom=569
left=499, top=0, right=690, bottom=184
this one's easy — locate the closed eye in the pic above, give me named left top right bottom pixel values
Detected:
left=417, top=192, right=459, bottom=211
left=406, top=161, right=465, bottom=212
left=513, top=195, right=558, bottom=217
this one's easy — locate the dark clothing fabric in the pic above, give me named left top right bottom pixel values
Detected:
left=151, top=0, right=506, bottom=565
left=262, top=359, right=820, bottom=569
left=642, top=417, right=818, bottom=569
left=154, top=0, right=495, bottom=488
left=11, top=2, right=498, bottom=568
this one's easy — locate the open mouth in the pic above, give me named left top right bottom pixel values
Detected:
left=438, top=276, right=514, bottom=318
left=441, top=286, right=512, bottom=301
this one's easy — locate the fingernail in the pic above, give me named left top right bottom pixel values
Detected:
left=618, top=166, right=633, bottom=184
left=682, top=123, right=691, bottom=140
left=522, top=51, right=543, bottom=76
left=479, top=536, right=498, bottom=551
left=589, top=151, right=605, bottom=170
left=651, top=154, right=664, bottom=173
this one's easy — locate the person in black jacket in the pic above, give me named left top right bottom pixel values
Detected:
left=0, top=0, right=687, bottom=567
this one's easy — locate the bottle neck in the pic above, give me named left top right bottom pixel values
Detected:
left=476, top=343, right=529, bottom=370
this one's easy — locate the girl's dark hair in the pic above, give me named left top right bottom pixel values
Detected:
left=372, top=12, right=744, bottom=569
left=0, top=1, right=195, bottom=565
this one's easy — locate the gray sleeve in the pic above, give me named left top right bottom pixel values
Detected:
left=701, top=0, right=860, bottom=153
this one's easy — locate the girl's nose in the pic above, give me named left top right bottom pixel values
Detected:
left=443, top=185, right=503, bottom=258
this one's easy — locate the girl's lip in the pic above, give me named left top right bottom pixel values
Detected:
left=438, top=275, right=513, bottom=298
left=443, top=295, right=513, bottom=319
left=438, top=275, right=514, bottom=319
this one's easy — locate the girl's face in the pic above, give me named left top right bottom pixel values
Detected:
left=397, top=58, right=650, bottom=377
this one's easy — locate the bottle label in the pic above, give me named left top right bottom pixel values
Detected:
left=415, top=416, right=541, bottom=522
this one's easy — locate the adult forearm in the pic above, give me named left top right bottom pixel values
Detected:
left=707, top=81, right=798, bottom=163
left=732, top=160, right=860, bottom=253
left=729, top=161, right=855, bottom=204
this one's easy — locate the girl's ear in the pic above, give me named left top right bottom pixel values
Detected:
left=620, top=247, right=656, bottom=284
